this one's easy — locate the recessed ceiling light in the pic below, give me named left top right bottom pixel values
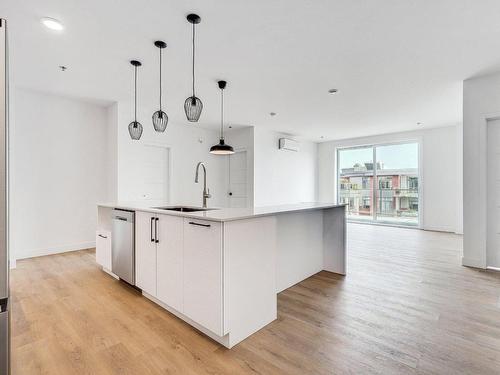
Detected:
left=270, top=112, right=277, bottom=117
left=328, top=88, right=338, bottom=94
left=41, top=17, right=64, bottom=31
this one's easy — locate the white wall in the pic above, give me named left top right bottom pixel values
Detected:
left=318, top=125, right=462, bottom=233
left=11, top=89, right=109, bottom=259
left=114, top=101, right=227, bottom=208
left=254, top=128, right=318, bottom=206
left=462, top=72, right=500, bottom=268
left=8, top=91, right=319, bottom=261
left=106, top=103, right=118, bottom=202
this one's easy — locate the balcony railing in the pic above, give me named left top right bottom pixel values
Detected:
left=339, top=187, right=418, bottom=196
left=338, top=187, right=419, bottom=225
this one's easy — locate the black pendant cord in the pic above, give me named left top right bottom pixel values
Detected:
left=184, top=14, right=202, bottom=122
left=159, top=47, right=162, bottom=111
left=134, top=65, right=138, bottom=124
left=220, top=87, right=224, bottom=140
left=129, top=60, right=143, bottom=140
left=209, top=80, right=232, bottom=154
left=192, top=22, right=196, bottom=98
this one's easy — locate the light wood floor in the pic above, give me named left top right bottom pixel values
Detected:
left=10, top=223, right=500, bottom=374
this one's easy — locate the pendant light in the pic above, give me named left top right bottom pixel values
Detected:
left=210, top=80, right=234, bottom=155
left=184, top=13, right=203, bottom=122
left=152, top=41, right=168, bottom=132
left=129, top=60, right=143, bottom=140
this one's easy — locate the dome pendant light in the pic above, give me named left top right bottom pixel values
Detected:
left=210, top=80, right=234, bottom=155
left=129, top=60, right=143, bottom=140
left=184, top=14, right=203, bottom=122
left=152, top=41, right=168, bottom=132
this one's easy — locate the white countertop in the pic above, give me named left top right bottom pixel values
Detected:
left=98, top=202, right=346, bottom=222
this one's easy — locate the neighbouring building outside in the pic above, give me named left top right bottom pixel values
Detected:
left=338, top=162, right=419, bottom=224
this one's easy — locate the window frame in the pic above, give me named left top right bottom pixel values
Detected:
left=336, top=139, right=422, bottom=228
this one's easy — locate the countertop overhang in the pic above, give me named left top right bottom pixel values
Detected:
left=98, top=202, right=346, bottom=222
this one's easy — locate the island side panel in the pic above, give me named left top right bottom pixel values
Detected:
left=275, top=210, right=324, bottom=293
left=97, top=206, right=113, bottom=232
left=223, top=215, right=277, bottom=348
left=323, top=206, right=347, bottom=275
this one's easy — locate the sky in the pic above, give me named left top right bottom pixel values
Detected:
left=338, top=143, right=418, bottom=170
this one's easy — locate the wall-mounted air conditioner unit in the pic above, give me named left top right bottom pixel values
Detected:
left=279, top=138, right=299, bottom=152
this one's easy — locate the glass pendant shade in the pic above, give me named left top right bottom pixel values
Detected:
left=128, top=121, right=143, bottom=140
left=184, top=96, right=203, bottom=122
left=210, top=138, right=234, bottom=155
left=152, top=110, right=168, bottom=132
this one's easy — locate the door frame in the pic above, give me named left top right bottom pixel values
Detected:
left=481, top=113, right=500, bottom=269
left=226, top=148, right=248, bottom=208
left=335, top=138, right=423, bottom=229
left=486, top=119, right=500, bottom=270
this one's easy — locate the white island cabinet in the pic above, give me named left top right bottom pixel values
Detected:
left=135, top=211, right=157, bottom=296
left=95, top=229, right=111, bottom=270
left=183, top=218, right=223, bottom=335
left=97, top=202, right=347, bottom=348
left=156, top=215, right=183, bottom=312
left=135, top=211, right=183, bottom=312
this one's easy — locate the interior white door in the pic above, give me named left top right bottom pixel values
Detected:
left=137, top=145, right=169, bottom=204
left=156, top=214, right=184, bottom=312
left=487, top=119, right=500, bottom=268
left=228, top=150, right=247, bottom=208
left=135, top=211, right=157, bottom=296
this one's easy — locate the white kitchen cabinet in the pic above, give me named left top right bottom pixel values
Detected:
left=156, top=214, right=184, bottom=312
left=96, top=230, right=111, bottom=270
left=135, top=211, right=157, bottom=296
left=99, top=202, right=347, bottom=349
left=183, top=218, right=223, bottom=336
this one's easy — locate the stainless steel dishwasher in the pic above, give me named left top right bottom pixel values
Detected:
left=112, top=209, right=135, bottom=285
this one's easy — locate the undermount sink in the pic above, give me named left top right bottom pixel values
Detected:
left=153, top=206, right=217, bottom=212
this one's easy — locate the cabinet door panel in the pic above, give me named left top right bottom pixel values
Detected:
left=96, top=230, right=111, bottom=270
left=135, top=211, right=157, bottom=296
left=183, top=218, right=223, bottom=335
left=157, top=215, right=184, bottom=312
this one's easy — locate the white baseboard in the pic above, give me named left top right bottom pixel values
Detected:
left=350, top=221, right=461, bottom=234
left=9, top=259, right=16, bottom=269
left=486, top=266, right=500, bottom=272
left=422, top=225, right=456, bottom=233
left=462, top=256, right=486, bottom=269
left=15, top=241, right=96, bottom=260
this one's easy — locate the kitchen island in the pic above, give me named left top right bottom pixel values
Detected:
left=96, top=202, right=346, bottom=348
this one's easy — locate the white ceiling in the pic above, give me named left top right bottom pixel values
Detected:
left=2, top=0, right=500, bottom=141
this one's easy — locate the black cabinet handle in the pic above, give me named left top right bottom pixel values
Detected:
left=188, top=221, right=211, bottom=228
left=98, top=234, right=107, bottom=239
left=151, top=217, right=155, bottom=242
left=155, top=218, right=159, bottom=243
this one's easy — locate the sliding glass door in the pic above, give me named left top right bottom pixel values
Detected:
left=337, top=146, right=374, bottom=222
left=337, top=142, right=419, bottom=226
